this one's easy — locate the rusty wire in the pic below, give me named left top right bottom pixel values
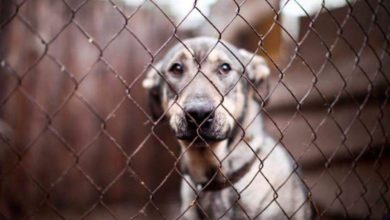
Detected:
left=0, top=0, right=389, bottom=219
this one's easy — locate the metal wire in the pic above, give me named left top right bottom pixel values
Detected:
left=0, top=0, right=389, bottom=219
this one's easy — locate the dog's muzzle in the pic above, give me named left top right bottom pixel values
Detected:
left=175, top=100, right=227, bottom=142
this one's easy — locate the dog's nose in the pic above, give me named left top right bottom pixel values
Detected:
left=184, top=104, right=214, bottom=126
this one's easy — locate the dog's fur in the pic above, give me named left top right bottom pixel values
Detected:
left=143, top=37, right=312, bottom=219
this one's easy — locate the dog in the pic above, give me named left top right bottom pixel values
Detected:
left=142, top=37, right=313, bottom=219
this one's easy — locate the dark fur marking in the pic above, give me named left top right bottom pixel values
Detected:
left=148, top=83, right=164, bottom=120
left=201, top=147, right=260, bottom=191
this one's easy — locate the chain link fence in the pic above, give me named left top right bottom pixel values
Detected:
left=0, top=0, right=389, bottom=219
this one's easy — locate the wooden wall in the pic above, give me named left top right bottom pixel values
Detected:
left=0, top=0, right=389, bottom=219
left=206, top=0, right=390, bottom=218
left=0, top=1, right=182, bottom=219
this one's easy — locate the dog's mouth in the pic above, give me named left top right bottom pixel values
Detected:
left=175, top=126, right=228, bottom=143
left=175, top=118, right=228, bottom=143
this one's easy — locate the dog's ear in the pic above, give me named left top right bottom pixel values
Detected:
left=239, top=49, right=270, bottom=103
left=239, top=49, right=270, bottom=85
left=142, top=62, right=164, bottom=121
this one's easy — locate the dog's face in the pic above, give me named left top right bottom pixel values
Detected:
left=143, top=37, right=270, bottom=145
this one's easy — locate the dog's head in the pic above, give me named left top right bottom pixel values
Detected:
left=142, top=37, right=270, bottom=145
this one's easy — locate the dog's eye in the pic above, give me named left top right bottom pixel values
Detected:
left=219, top=63, right=231, bottom=74
left=169, top=63, right=184, bottom=75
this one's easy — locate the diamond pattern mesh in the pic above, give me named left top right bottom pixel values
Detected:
left=0, top=0, right=389, bottom=219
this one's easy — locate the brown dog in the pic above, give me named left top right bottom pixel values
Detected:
left=143, top=37, right=312, bottom=219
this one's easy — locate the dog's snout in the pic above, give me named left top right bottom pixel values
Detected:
left=184, top=102, right=215, bottom=126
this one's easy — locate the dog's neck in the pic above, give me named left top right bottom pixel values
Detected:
left=179, top=98, right=266, bottom=187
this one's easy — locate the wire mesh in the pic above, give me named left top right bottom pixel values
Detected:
left=0, top=0, right=389, bottom=219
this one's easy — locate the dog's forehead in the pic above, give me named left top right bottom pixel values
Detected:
left=163, top=37, right=240, bottom=64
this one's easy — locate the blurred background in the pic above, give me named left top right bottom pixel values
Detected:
left=0, top=0, right=389, bottom=219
